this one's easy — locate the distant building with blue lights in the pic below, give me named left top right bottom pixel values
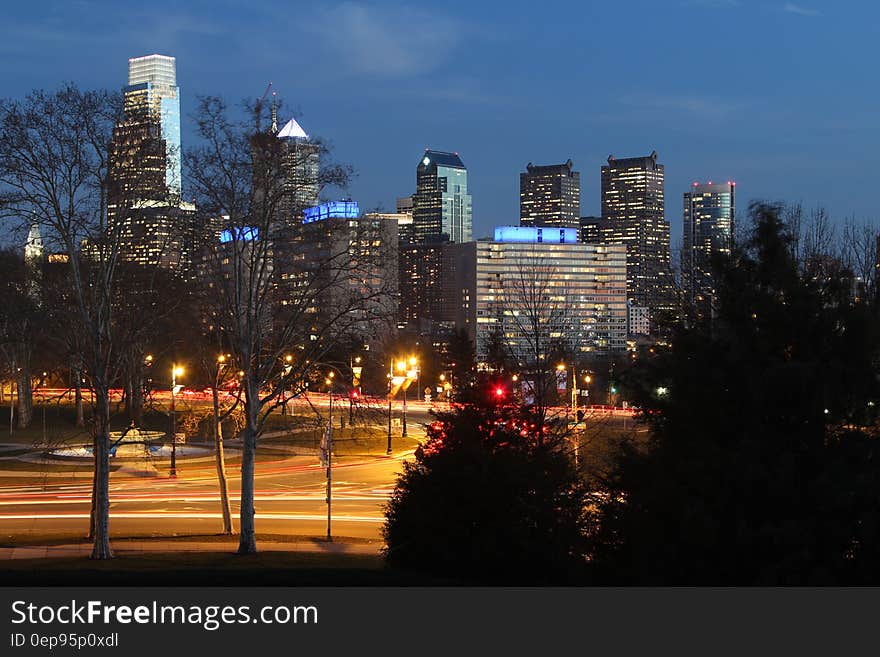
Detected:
left=493, top=226, right=578, bottom=244
left=439, top=231, right=628, bottom=359
left=303, top=201, right=359, bottom=224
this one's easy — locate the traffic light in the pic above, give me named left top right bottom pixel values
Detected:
left=350, top=389, right=360, bottom=401
left=494, top=386, right=505, bottom=399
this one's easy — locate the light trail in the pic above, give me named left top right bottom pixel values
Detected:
left=0, top=512, right=383, bottom=523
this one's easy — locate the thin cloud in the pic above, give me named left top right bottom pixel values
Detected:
left=783, top=3, right=821, bottom=16
left=306, top=3, right=464, bottom=78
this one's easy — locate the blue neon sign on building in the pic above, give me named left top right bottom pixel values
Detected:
left=302, top=201, right=360, bottom=224
left=219, top=226, right=259, bottom=243
left=493, top=226, right=577, bottom=244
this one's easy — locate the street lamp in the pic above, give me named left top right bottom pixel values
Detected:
left=282, top=354, right=293, bottom=415
left=386, top=360, right=393, bottom=455
left=349, top=356, right=362, bottom=425
left=396, top=360, right=408, bottom=437
left=170, top=364, right=184, bottom=477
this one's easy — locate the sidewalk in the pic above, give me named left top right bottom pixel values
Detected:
left=0, top=538, right=382, bottom=561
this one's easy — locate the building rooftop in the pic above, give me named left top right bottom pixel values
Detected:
left=419, top=150, right=466, bottom=169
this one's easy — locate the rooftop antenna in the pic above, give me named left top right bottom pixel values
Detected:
left=255, top=82, right=273, bottom=133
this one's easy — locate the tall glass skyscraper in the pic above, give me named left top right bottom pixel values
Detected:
left=682, top=181, right=735, bottom=311
left=120, top=54, right=181, bottom=197
left=413, top=150, right=472, bottom=243
left=108, top=54, right=195, bottom=271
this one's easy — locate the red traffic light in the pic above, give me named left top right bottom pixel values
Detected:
left=494, top=387, right=505, bottom=398
left=350, top=390, right=359, bottom=400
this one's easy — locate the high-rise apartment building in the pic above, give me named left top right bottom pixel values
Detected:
left=682, top=181, right=736, bottom=310
left=519, top=160, right=580, bottom=228
left=598, top=151, right=674, bottom=314
left=412, top=150, right=472, bottom=243
left=450, top=227, right=628, bottom=362
left=108, top=54, right=195, bottom=271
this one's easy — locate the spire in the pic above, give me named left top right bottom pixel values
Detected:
left=277, top=116, right=309, bottom=140
left=271, top=91, right=278, bottom=134
left=25, top=221, right=43, bottom=262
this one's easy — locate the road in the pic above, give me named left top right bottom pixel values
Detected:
left=0, top=403, right=636, bottom=545
left=0, top=450, right=412, bottom=542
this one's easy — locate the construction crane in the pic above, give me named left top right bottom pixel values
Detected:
left=254, top=82, right=278, bottom=133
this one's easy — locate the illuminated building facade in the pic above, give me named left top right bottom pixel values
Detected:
left=275, top=203, right=398, bottom=343
left=277, top=116, right=320, bottom=224
left=397, top=239, right=447, bottom=332
left=598, top=151, right=674, bottom=315
left=682, top=181, right=736, bottom=311
left=455, top=227, right=628, bottom=362
left=109, top=54, right=194, bottom=272
left=413, top=150, right=472, bottom=243
left=519, top=160, right=580, bottom=229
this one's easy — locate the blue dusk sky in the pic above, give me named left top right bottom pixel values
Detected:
left=1, top=0, right=874, bottom=245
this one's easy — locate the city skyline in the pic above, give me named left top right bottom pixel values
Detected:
left=1, top=1, right=873, bottom=249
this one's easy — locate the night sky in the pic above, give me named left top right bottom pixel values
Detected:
left=2, top=0, right=874, bottom=246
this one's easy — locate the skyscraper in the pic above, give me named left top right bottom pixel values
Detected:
left=413, top=150, right=472, bottom=243
left=277, top=116, right=320, bottom=223
left=108, top=54, right=195, bottom=271
left=519, top=160, right=580, bottom=228
left=598, top=151, right=674, bottom=314
left=115, top=54, right=181, bottom=199
left=682, top=181, right=736, bottom=311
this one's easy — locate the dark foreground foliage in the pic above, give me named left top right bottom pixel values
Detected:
left=383, top=405, right=592, bottom=584
left=592, top=203, right=880, bottom=584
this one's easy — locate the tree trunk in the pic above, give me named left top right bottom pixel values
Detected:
left=212, top=385, right=233, bottom=535
left=16, top=365, right=33, bottom=429
left=90, top=390, right=113, bottom=559
left=237, top=425, right=257, bottom=553
left=74, top=365, right=84, bottom=428
left=127, top=367, right=144, bottom=426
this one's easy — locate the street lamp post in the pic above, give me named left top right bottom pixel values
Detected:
left=170, top=365, right=183, bottom=477
left=386, top=359, right=393, bottom=456
left=282, top=354, right=292, bottom=415
left=325, top=374, right=334, bottom=541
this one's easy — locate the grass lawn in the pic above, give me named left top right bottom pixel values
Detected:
left=0, top=534, right=462, bottom=585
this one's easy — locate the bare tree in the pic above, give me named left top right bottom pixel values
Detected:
left=841, top=218, right=879, bottom=305
left=186, top=96, right=393, bottom=554
left=488, top=253, right=576, bottom=437
left=0, top=85, right=178, bottom=558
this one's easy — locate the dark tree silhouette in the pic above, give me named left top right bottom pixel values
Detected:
left=590, top=203, right=880, bottom=584
left=383, top=403, right=592, bottom=584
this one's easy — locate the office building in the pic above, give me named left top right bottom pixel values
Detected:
left=276, top=202, right=398, bottom=344
left=398, top=239, right=447, bottom=332
left=396, top=196, right=414, bottom=216
left=412, top=150, right=472, bottom=243
left=452, top=227, right=627, bottom=362
left=113, top=54, right=181, bottom=200
left=682, top=181, right=736, bottom=310
left=108, top=54, right=195, bottom=271
left=598, top=151, right=674, bottom=314
left=277, top=116, right=320, bottom=223
left=579, top=216, right=602, bottom=243
left=520, top=160, right=580, bottom=228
